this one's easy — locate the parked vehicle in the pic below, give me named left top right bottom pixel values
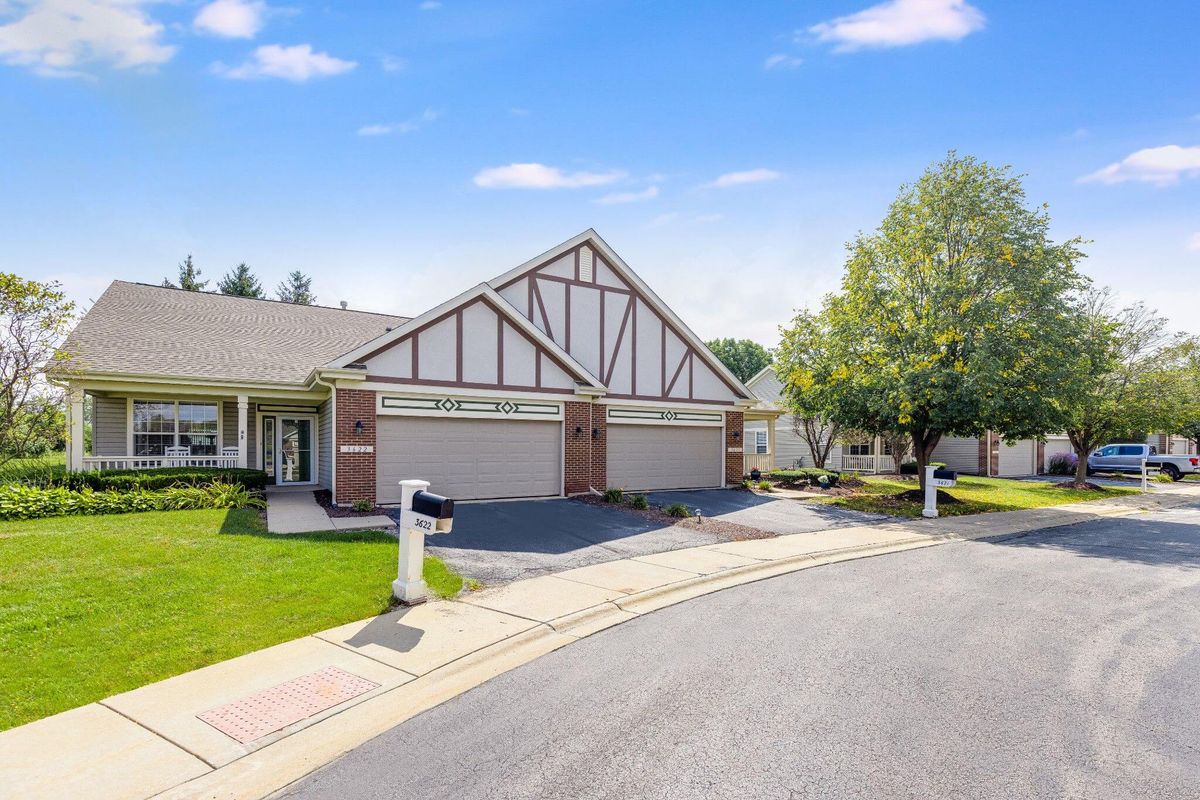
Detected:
left=1087, top=443, right=1200, bottom=481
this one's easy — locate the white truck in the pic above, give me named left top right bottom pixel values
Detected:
left=1087, top=443, right=1200, bottom=481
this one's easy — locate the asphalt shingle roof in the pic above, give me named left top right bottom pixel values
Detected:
left=60, top=281, right=409, bottom=385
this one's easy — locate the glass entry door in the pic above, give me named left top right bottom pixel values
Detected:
left=261, top=415, right=315, bottom=484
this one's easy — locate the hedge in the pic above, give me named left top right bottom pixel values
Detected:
left=1, top=465, right=269, bottom=492
left=766, top=468, right=841, bottom=487
left=0, top=481, right=265, bottom=520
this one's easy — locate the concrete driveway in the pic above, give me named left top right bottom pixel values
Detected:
left=411, top=489, right=887, bottom=586
left=644, top=489, right=888, bottom=535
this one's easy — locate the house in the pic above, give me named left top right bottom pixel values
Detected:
left=55, top=230, right=778, bottom=504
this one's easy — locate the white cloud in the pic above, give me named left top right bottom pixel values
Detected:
left=594, top=185, right=659, bottom=205
left=705, top=168, right=782, bottom=188
left=212, top=43, right=356, bottom=81
left=473, top=163, right=624, bottom=190
left=764, top=53, right=803, bottom=70
left=808, top=0, right=985, bottom=52
left=508, top=107, right=529, bottom=117
left=1188, top=233, right=1200, bottom=252
left=357, top=108, right=439, bottom=136
left=1079, top=145, right=1200, bottom=186
left=379, top=54, right=405, bottom=72
left=418, top=1, right=441, bottom=9
left=194, top=0, right=265, bottom=39
left=0, top=0, right=175, bottom=76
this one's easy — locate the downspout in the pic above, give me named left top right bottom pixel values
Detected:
left=311, top=372, right=337, bottom=505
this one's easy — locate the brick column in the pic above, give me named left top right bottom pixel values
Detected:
left=724, top=411, right=744, bottom=486
left=1036, top=441, right=1046, bottom=475
left=590, top=403, right=607, bottom=490
left=563, top=401, right=592, bottom=495
left=977, top=433, right=989, bottom=476
left=335, top=388, right=376, bottom=505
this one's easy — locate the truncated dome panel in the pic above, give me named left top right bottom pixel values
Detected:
left=197, top=666, right=380, bottom=744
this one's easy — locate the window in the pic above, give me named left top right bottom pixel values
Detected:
left=1099, top=446, right=1118, bottom=457
left=847, top=442, right=872, bottom=456
left=1117, top=445, right=1143, bottom=456
left=133, top=400, right=219, bottom=456
left=752, top=430, right=768, bottom=455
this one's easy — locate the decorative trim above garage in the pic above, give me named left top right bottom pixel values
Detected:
left=378, top=394, right=563, bottom=421
left=606, top=406, right=723, bottom=426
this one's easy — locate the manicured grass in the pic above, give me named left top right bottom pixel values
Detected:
left=0, top=509, right=462, bottom=730
left=0, top=452, right=65, bottom=483
left=813, top=474, right=1138, bottom=518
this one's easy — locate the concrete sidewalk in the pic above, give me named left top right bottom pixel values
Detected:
left=4, top=486, right=1197, bottom=800
left=265, top=488, right=393, bottom=534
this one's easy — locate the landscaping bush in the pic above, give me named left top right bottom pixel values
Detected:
left=1154, top=471, right=1175, bottom=483
left=768, top=467, right=843, bottom=487
left=899, top=461, right=947, bottom=475
left=757, top=480, right=771, bottom=491
left=0, top=481, right=264, bottom=520
left=351, top=499, right=374, bottom=512
left=740, top=479, right=752, bottom=490
left=1047, top=452, right=1078, bottom=476
left=1, top=465, right=270, bottom=492
left=629, top=494, right=649, bottom=510
left=602, top=487, right=624, bottom=503
left=665, top=502, right=690, bottom=518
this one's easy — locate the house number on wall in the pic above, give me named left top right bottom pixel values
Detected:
left=340, top=445, right=375, bottom=453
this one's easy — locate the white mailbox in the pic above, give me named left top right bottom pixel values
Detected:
left=922, top=466, right=957, bottom=518
left=392, top=479, right=455, bottom=605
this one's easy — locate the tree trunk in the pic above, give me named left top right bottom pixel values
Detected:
left=1072, top=445, right=1090, bottom=486
left=910, top=430, right=943, bottom=491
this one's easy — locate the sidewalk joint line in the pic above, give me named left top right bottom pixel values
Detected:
left=97, top=700, right=218, bottom=770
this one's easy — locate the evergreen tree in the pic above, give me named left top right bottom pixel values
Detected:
left=163, top=255, right=208, bottom=291
left=218, top=263, right=264, bottom=298
left=276, top=271, right=316, bottom=305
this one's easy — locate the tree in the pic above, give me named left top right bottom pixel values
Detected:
left=882, top=431, right=912, bottom=474
left=775, top=153, right=1086, bottom=489
left=1155, top=336, right=1200, bottom=453
left=789, top=414, right=840, bottom=469
left=218, top=263, right=264, bottom=298
left=1058, top=288, right=1176, bottom=486
left=705, top=338, right=771, bottom=383
left=162, top=255, right=208, bottom=291
left=0, top=274, right=75, bottom=465
left=277, top=271, right=316, bottom=305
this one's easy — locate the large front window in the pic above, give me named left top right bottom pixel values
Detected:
left=133, top=400, right=219, bottom=456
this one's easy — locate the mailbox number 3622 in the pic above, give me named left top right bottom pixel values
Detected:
left=413, top=517, right=433, bottom=531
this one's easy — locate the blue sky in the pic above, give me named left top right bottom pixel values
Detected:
left=2, top=0, right=1198, bottom=346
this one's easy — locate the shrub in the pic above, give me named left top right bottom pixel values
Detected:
left=602, top=487, right=624, bottom=503
left=351, top=499, right=374, bottom=512
left=0, top=480, right=264, bottom=520
left=629, top=494, right=649, bottom=510
left=1047, top=452, right=1078, bottom=476
left=757, top=480, right=771, bottom=491
left=1154, top=471, right=1175, bottom=483
left=899, top=461, right=947, bottom=475
left=2, top=465, right=270, bottom=492
left=665, top=502, right=690, bottom=518
left=740, top=479, right=752, bottom=490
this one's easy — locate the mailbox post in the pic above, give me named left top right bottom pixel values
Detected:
left=392, top=479, right=455, bottom=605
left=922, top=465, right=957, bottom=518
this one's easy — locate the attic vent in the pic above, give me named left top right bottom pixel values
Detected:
left=579, top=246, right=594, bottom=282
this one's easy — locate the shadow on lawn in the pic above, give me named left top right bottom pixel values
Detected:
left=216, top=508, right=394, bottom=545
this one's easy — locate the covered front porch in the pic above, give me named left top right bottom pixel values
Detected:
left=742, top=406, right=783, bottom=475
left=64, top=380, right=332, bottom=487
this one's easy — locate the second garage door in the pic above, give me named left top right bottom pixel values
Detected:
left=376, top=416, right=561, bottom=503
left=606, top=424, right=722, bottom=491
left=996, top=439, right=1037, bottom=476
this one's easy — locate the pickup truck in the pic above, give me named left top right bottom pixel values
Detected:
left=1087, top=443, right=1200, bottom=481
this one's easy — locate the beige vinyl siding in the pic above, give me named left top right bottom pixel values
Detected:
left=318, top=399, right=332, bottom=489
left=92, top=395, right=127, bottom=456
left=246, top=410, right=257, bottom=470
left=744, top=416, right=828, bottom=469
left=932, top=436, right=980, bottom=475
left=222, top=401, right=237, bottom=451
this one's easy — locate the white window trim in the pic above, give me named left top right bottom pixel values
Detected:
left=126, top=398, right=223, bottom=456
left=255, top=410, right=319, bottom=486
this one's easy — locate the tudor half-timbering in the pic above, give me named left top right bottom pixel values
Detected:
left=57, top=230, right=771, bottom=504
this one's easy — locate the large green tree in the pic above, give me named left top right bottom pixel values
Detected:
left=1, top=274, right=75, bottom=464
left=277, top=271, right=316, bottom=305
left=218, top=263, right=264, bottom=298
left=776, top=153, right=1086, bottom=488
left=1058, top=288, right=1176, bottom=485
left=1157, top=335, right=1200, bottom=453
left=162, top=255, right=208, bottom=291
left=705, top=338, right=771, bottom=383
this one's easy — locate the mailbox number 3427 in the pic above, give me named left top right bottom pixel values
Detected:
left=413, top=517, right=433, bottom=531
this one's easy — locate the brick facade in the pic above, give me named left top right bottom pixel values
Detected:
left=335, top=388, right=376, bottom=505
left=590, top=403, right=607, bottom=491
left=977, top=433, right=989, bottom=476
left=563, top=401, right=592, bottom=495
left=1036, top=441, right=1046, bottom=475
left=724, top=411, right=744, bottom=486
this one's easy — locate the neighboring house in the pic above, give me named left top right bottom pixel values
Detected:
left=55, top=230, right=774, bottom=504
left=932, top=435, right=1041, bottom=477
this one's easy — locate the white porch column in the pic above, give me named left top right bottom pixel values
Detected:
left=67, top=386, right=84, bottom=472
left=236, top=395, right=249, bottom=468
left=766, top=419, right=777, bottom=470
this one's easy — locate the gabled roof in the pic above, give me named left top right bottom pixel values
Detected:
left=60, top=281, right=408, bottom=385
left=488, top=229, right=755, bottom=401
left=328, top=283, right=606, bottom=390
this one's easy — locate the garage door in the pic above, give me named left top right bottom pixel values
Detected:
left=996, top=439, right=1036, bottom=476
left=606, top=424, right=722, bottom=491
left=376, top=417, right=561, bottom=503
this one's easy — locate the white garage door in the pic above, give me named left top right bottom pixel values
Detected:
left=376, top=417, right=561, bottom=503
left=996, top=439, right=1036, bottom=476
left=606, top=424, right=722, bottom=491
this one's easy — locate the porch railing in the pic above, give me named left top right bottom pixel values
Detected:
left=82, top=455, right=240, bottom=471
left=837, top=454, right=881, bottom=474
left=743, top=453, right=774, bottom=474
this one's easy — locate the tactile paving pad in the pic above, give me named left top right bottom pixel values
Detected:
left=196, top=666, right=380, bottom=744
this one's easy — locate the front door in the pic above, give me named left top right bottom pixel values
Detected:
left=260, top=415, right=315, bottom=484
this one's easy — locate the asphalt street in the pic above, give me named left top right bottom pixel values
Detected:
left=281, top=503, right=1200, bottom=800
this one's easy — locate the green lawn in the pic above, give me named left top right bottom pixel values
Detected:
left=814, top=474, right=1138, bottom=517
left=0, top=508, right=462, bottom=730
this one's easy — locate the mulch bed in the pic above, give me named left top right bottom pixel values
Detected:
left=572, top=494, right=772, bottom=541
left=313, top=489, right=392, bottom=518
left=766, top=476, right=867, bottom=497
left=1051, top=481, right=1108, bottom=491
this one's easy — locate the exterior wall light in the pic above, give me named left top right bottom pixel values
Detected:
left=574, top=425, right=583, bottom=436
left=354, top=420, right=364, bottom=434
left=592, top=428, right=600, bottom=439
